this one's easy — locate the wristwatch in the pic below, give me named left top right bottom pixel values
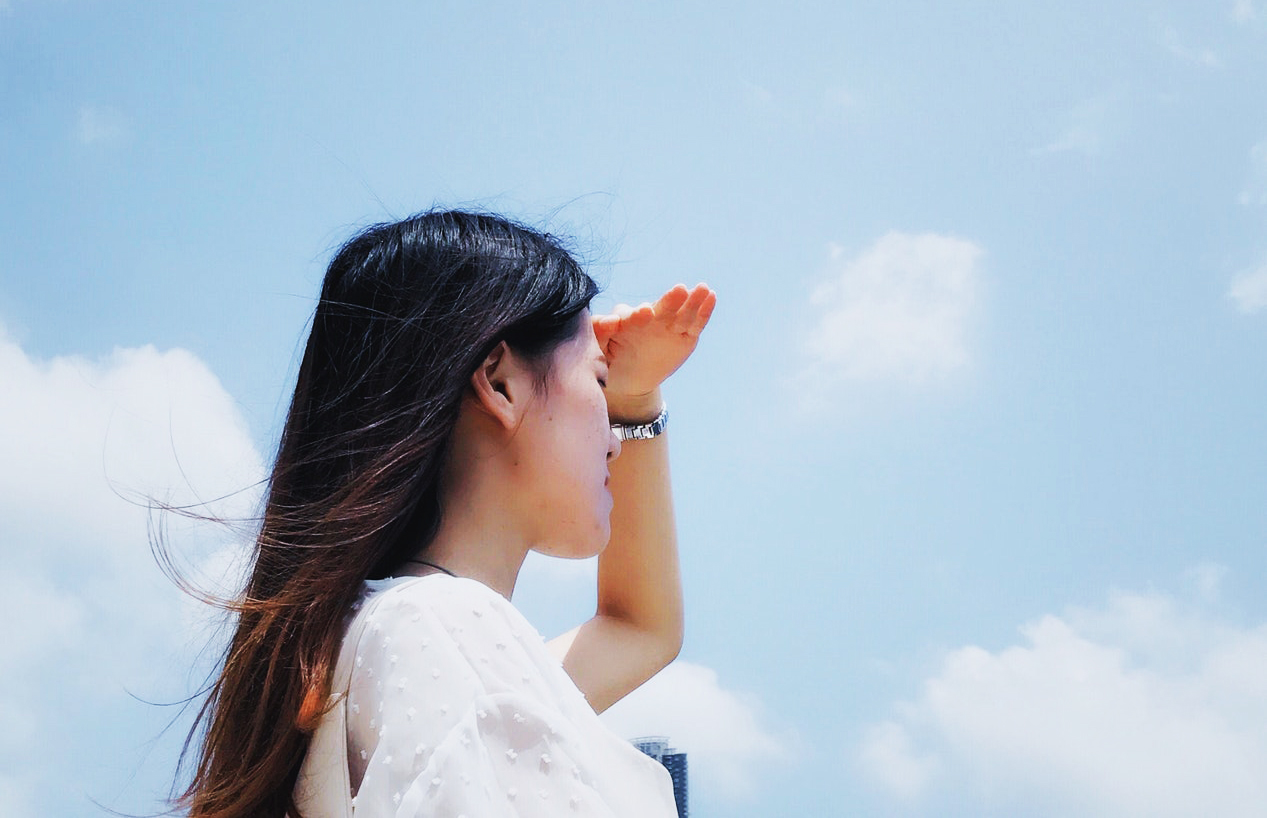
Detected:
left=611, top=405, right=668, bottom=441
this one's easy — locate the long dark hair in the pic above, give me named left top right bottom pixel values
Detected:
left=173, top=210, right=599, bottom=818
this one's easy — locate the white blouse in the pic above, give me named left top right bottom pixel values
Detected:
left=295, top=574, right=678, bottom=818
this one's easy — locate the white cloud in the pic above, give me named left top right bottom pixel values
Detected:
left=798, top=231, right=982, bottom=402
left=1228, top=261, right=1267, bottom=313
left=602, top=660, right=794, bottom=801
left=75, top=105, right=128, bottom=145
left=1233, top=0, right=1257, bottom=23
left=0, top=326, right=264, bottom=816
left=858, top=720, right=939, bottom=800
left=857, top=577, right=1267, bottom=817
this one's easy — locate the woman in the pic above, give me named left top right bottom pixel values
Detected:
left=175, top=210, right=716, bottom=817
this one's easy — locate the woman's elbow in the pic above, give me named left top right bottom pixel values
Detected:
left=654, top=621, right=683, bottom=669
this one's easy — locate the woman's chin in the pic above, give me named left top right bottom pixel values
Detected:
left=535, top=527, right=609, bottom=561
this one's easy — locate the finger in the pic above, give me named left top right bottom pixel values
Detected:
left=686, top=290, right=717, bottom=337
left=593, top=312, right=621, bottom=331
left=654, top=285, right=690, bottom=319
left=613, top=303, right=635, bottom=321
left=673, top=285, right=711, bottom=333
left=627, top=302, right=655, bottom=328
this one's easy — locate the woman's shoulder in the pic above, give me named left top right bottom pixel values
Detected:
left=346, top=575, right=551, bottom=680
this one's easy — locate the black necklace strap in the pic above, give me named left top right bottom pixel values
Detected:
left=406, top=558, right=456, bottom=577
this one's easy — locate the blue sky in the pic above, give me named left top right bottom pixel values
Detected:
left=3, top=2, right=1266, bottom=815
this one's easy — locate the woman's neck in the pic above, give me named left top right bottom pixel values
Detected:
left=413, top=474, right=533, bottom=599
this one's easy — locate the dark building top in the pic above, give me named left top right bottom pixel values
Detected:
left=632, top=736, right=689, bottom=818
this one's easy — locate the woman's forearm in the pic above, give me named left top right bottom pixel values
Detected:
left=598, top=387, right=684, bottom=655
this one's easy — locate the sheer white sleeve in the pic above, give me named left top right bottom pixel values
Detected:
left=343, top=577, right=674, bottom=818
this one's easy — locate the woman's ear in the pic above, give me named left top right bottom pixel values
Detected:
left=469, top=341, right=531, bottom=431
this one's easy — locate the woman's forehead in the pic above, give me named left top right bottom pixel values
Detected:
left=552, top=312, right=601, bottom=363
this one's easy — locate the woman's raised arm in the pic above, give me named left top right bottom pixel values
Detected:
left=548, top=283, right=716, bottom=713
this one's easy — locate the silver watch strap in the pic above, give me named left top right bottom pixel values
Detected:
left=611, top=405, right=668, bottom=441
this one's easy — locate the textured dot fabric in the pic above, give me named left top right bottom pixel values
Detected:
left=299, top=574, right=678, bottom=817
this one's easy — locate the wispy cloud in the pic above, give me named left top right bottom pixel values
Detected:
left=821, top=85, right=857, bottom=115
left=740, top=80, right=777, bottom=115
left=1033, top=91, right=1127, bottom=156
left=797, top=231, right=983, bottom=406
left=738, top=80, right=860, bottom=128
left=1187, top=561, right=1230, bottom=601
left=1228, top=261, right=1267, bottom=314
left=857, top=573, right=1267, bottom=817
left=75, top=105, right=129, bottom=145
left=1238, top=140, right=1267, bottom=206
left=603, top=660, right=795, bottom=802
left=1233, top=0, right=1257, bottom=23
left=1158, top=26, right=1221, bottom=67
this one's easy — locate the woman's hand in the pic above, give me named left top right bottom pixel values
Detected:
left=592, top=283, right=717, bottom=421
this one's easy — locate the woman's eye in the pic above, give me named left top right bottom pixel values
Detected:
left=598, top=378, right=608, bottom=389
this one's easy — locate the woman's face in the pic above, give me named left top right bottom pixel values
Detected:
left=516, top=310, right=621, bottom=557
